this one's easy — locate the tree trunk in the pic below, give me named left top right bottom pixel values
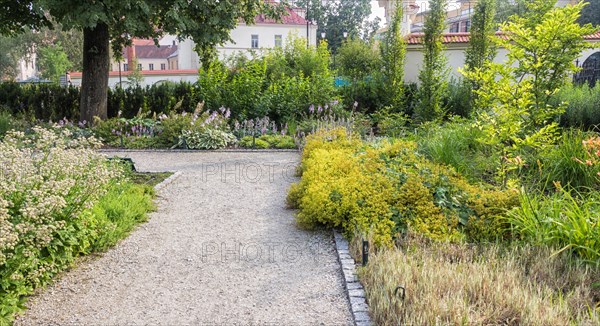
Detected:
left=79, top=23, right=109, bottom=123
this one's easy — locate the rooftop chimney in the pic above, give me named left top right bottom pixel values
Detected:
left=126, top=45, right=136, bottom=71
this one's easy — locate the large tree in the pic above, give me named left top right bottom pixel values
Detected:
left=464, top=0, right=497, bottom=115
left=579, top=0, right=600, bottom=26
left=37, top=43, right=72, bottom=83
left=0, top=36, right=23, bottom=80
left=1, top=0, right=283, bottom=122
left=293, top=0, right=372, bottom=53
left=415, top=0, right=449, bottom=122
left=379, top=0, right=406, bottom=111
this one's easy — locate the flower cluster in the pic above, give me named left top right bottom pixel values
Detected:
left=575, top=137, right=600, bottom=170
left=0, top=127, right=123, bottom=309
left=307, top=100, right=340, bottom=118
left=233, top=116, right=288, bottom=137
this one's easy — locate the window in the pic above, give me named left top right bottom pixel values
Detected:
left=464, top=20, right=471, bottom=32
left=274, top=35, right=282, bottom=48
left=450, top=22, right=460, bottom=33
left=123, top=63, right=129, bottom=71
left=137, top=63, right=142, bottom=70
left=149, top=63, right=154, bottom=71
left=161, top=63, right=166, bottom=70
left=251, top=34, right=259, bottom=49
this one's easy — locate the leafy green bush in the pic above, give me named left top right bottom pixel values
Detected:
left=91, top=182, right=155, bottom=251
left=178, top=128, right=236, bottom=150
left=0, top=111, right=13, bottom=138
left=416, top=120, right=498, bottom=182
left=107, top=82, right=201, bottom=118
left=238, top=134, right=296, bottom=149
left=0, top=82, right=80, bottom=121
left=444, top=79, right=473, bottom=118
left=525, top=129, right=600, bottom=192
left=553, top=83, right=600, bottom=130
left=288, top=128, right=518, bottom=246
left=371, top=110, right=408, bottom=137
left=509, top=189, right=600, bottom=265
left=0, top=127, right=126, bottom=323
left=173, top=108, right=236, bottom=150
left=239, top=136, right=270, bottom=149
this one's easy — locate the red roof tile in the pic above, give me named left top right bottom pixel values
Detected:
left=122, top=44, right=178, bottom=60
left=254, top=7, right=308, bottom=25
left=132, top=39, right=156, bottom=46
left=407, top=31, right=600, bottom=45
left=584, top=31, right=600, bottom=40
left=406, top=32, right=507, bottom=44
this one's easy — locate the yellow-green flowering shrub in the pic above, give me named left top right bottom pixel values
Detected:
left=288, top=129, right=519, bottom=246
left=0, top=127, right=123, bottom=323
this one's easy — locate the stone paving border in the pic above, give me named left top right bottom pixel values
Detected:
left=153, top=171, right=182, bottom=192
left=334, top=231, right=372, bottom=326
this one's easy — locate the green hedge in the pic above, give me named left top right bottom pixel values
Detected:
left=0, top=82, right=80, bottom=121
left=0, top=82, right=202, bottom=122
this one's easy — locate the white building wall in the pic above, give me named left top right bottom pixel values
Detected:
left=16, top=53, right=37, bottom=81
left=404, top=45, right=509, bottom=83
left=177, top=23, right=318, bottom=66
left=405, top=42, right=598, bottom=84
left=378, top=0, right=417, bottom=36
left=217, top=23, right=317, bottom=59
left=70, top=71, right=199, bottom=88
left=136, top=58, right=169, bottom=71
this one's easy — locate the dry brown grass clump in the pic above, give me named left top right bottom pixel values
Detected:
left=356, top=236, right=600, bottom=325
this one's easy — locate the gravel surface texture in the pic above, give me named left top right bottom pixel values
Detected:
left=16, top=151, right=353, bottom=326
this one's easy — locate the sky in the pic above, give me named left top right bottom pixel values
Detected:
left=370, top=0, right=386, bottom=22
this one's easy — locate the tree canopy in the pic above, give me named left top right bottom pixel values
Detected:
left=293, top=0, right=372, bottom=52
left=579, top=0, right=600, bottom=26
left=1, top=0, right=285, bottom=121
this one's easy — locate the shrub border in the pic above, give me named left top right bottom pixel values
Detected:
left=334, top=231, right=372, bottom=326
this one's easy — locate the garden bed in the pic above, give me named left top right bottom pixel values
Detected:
left=287, top=128, right=600, bottom=324
left=0, top=127, right=158, bottom=324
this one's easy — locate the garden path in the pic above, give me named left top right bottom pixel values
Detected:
left=16, top=151, right=353, bottom=325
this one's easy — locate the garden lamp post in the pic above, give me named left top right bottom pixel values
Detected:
left=292, top=1, right=316, bottom=49
left=321, top=30, right=348, bottom=70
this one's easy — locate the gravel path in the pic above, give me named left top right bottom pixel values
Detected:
left=16, top=151, right=353, bottom=325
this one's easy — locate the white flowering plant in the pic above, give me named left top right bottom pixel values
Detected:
left=174, top=107, right=237, bottom=150
left=0, top=126, right=125, bottom=323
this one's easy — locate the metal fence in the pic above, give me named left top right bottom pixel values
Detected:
left=573, top=52, right=600, bottom=87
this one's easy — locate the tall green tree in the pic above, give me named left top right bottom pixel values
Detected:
left=415, top=0, right=449, bottom=122
left=465, top=0, right=498, bottom=73
left=38, top=43, right=72, bottom=83
left=17, top=25, right=84, bottom=71
left=0, top=1, right=51, bottom=35
left=579, top=0, right=600, bottom=26
left=337, top=38, right=379, bottom=81
left=464, top=0, right=497, bottom=115
left=379, top=1, right=406, bottom=111
left=1, top=0, right=284, bottom=122
left=126, top=57, right=144, bottom=87
left=464, top=0, right=597, bottom=185
left=363, top=16, right=382, bottom=42
left=0, top=24, right=83, bottom=81
left=293, top=0, right=372, bottom=53
left=0, top=36, right=22, bottom=80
